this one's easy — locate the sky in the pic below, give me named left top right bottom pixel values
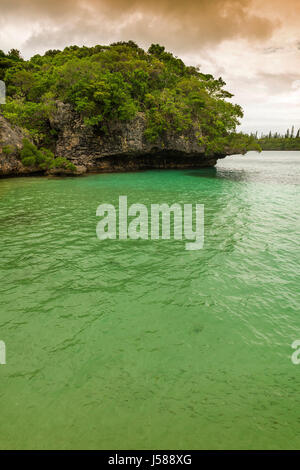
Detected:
left=0, top=0, right=300, bottom=134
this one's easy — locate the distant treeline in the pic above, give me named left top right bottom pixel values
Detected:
left=252, top=126, right=300, bottom=150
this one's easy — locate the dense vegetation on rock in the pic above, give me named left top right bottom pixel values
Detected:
left=256, top=127, right=300, bottom=150
left=20, top=139, right=76, bottom=170
left=0, top=49, right=23, bottom=81
left=0, top=42, right=259, bottom=158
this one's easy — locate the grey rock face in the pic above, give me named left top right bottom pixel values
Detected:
left=1, top=101, right=225, bottom=177
left=0, top=114, right=30, bottom=176
left=50, top=102, right=217, bottom=171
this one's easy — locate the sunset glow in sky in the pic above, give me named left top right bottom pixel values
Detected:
left=1, top=0, right=300, bottom=134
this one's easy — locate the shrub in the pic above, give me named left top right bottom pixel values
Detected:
left=2, top=145, right=14, bottom=155
left=50, top=157, right=76, bottom=171
left=20, top=139, right=39, bottom=166
left=22, top=156, right=36, bottom=167
left=20, top=138, right=76, bottom=171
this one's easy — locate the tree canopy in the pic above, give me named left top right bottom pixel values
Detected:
left=0, top=42, right=258, bottom=154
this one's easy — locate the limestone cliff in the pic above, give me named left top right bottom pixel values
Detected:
left=0, top=115, right=33, bottom=176
left=50, top=102, right=218, bottom=172
left=1, top=103, right=227, bottom=177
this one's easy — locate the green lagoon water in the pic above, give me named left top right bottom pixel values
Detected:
left=0, top=150, right=299, bottom=449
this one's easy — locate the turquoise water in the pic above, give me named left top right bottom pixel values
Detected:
left=0, top=151, right=299, bottom=449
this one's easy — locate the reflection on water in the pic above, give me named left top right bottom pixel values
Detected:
left=216, top=151, right=300, bottom=184
left=187, top=151, right=300, bottom=185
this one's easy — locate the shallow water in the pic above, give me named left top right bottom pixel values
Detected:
left=0, top=151, right=299, bottom=449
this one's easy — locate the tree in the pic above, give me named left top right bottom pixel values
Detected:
left=2, top=42, right=255, bottom=155
left=8, top=49, right=22, bottom=60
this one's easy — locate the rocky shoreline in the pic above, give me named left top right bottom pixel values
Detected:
left=0, top=104, right=229, bottom=178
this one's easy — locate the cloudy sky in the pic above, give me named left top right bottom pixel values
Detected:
left=0, top=0, right=299, bottom=134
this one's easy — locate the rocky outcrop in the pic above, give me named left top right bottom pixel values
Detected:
left=0, top=114, right=33, bottom=176
left=0, top=113, right=82, bottom=177
left=50, top=102, right=219, bottom=172
left=1, top=102, right=227, bottom=177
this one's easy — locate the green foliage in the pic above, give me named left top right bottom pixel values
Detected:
left=0, top=49, right=23, bottom=81
left=20, top=138, right=76, bottom=171
left=1, top=98, right=54, bottom=144
left=21, top=155, right=36, bottom=167
left=2, top=145, right=14, bottom=155
left=49, top=157, right=76, bottom=171
left=257, top=127, right=300, bottom=150
left=2, top=41, right=251, bottom=155
left=20, top=138, right=40, bottom=165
